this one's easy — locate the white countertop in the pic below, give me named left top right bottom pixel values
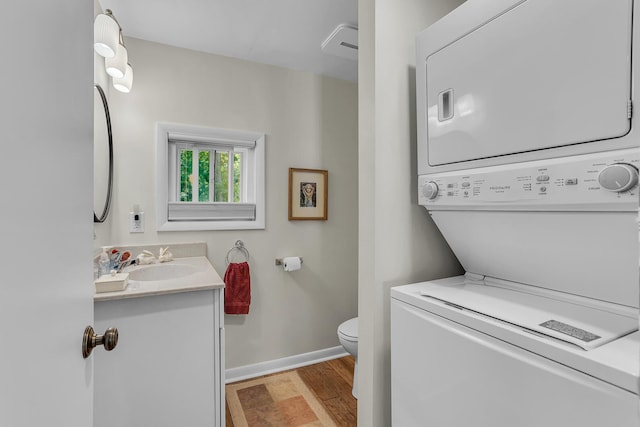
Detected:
left=94, top=256, right=224, bottom=302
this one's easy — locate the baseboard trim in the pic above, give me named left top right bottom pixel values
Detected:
left=225, top=346, right=349, bottom=384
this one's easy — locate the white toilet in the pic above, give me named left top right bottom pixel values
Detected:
left=337, top=317, right=358, bottom=398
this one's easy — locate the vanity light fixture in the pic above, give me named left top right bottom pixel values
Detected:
left=105, top=41, right=128, bottom=79
left=94, top=9, right=133, bottom=93
left=113, top=63, right=134, bottom=93
left=93, top=10, right=119, bottom=58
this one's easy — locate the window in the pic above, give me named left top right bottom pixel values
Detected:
left=156, top=123, right=265, bottom=231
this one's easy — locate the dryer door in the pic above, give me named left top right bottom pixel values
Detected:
left=426, top=0, right=633, bottom=166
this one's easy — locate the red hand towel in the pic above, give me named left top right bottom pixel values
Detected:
left=224, top=261, right=251, bottom=314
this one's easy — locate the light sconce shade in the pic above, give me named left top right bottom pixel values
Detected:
left=113, top=64, right=133, bottom=93
left=105, top=43, right=128, bottom=78
left=94, top=11, right=119, bottom=58
left=96, top=9, right=133, bottom=94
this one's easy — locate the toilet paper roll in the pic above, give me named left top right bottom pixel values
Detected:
left=283, top=256, right=302, bottom=272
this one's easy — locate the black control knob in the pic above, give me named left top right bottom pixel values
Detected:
left=597, top=163, right=638, bottom=192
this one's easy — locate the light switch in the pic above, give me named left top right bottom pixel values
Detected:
left=129, top=211, right=144, bottom=233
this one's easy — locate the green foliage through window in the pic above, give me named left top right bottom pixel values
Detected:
left=178, top=147, right=242, bottom=203
left=198, top=151, right=210, bottom=202
left=214, top=152, right=228, bottom=202
left=233, top=153, right=241, bottom=202
left=179, top=150, right=192, bottom=202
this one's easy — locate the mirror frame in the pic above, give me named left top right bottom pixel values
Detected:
left=94, top=84, right=113, bottom=223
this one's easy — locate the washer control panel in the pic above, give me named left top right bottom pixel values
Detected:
left=419, top=149, right=639, bottom=210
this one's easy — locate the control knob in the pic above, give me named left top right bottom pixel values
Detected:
left=597, top=163, right=638, bottom=192
left=422, top=181, right=439, bottom=200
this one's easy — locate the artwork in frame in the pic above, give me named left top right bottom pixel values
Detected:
left=288, top=168, right=328, bottom=220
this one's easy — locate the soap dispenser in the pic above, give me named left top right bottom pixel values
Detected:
left=99, top=247, right=111, bottom=277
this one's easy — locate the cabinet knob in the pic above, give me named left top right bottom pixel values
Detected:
left=82, top=326, right=118, bottom=358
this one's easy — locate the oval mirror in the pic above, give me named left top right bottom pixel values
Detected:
left=94, top=84, right=113, bottom=223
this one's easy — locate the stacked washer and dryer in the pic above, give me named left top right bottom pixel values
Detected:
left=391, top=0, right=639, bottom=426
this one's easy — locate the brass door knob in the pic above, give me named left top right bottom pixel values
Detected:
left=82, top=326, right=118, bottom=359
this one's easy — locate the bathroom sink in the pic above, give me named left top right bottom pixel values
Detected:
left=94, top=256, right=224, bottom=301
left=128, top=263, right=198, bottom=281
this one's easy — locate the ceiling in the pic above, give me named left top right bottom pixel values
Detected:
left=98, top=0, right=358, bottom=82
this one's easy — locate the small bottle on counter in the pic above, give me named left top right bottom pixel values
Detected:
left=99, top=247, right=111, bottom=278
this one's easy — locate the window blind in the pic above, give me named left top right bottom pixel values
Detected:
left=167, top=132, right=256, bottom=149
left=168, top=202, right=256, bottom=221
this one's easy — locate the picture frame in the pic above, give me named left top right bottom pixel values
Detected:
left=288, top=168, right=328, bottom=220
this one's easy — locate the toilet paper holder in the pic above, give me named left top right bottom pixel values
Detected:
left=275, top=257, right=304, bottom=266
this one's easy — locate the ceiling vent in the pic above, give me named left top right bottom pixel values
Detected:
left=321, top=24, right=358, bottom=61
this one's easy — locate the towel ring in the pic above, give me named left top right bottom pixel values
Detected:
left=225, top=240, right=250, bottom=265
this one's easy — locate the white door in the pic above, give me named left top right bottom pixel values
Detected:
left=0, top=2, right=95, bottom=426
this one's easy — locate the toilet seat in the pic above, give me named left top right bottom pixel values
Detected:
left=338, top=318, right=358, bottom=341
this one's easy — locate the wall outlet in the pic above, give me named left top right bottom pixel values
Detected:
left=129, top=212, right=144, bottom=233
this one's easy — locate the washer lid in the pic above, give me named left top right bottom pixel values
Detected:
left=419, top=280, right=637, bottom=351
left=338, top=318, right=358, bottom=339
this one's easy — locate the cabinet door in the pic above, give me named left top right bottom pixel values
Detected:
left=94, top=290, right=223, bottom=427
left=425, top=0, right=632, bottom=166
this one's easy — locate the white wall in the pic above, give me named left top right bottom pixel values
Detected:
left=104, top=38, right=359, bottom=368
left=358, top=0, right=466, bottom=425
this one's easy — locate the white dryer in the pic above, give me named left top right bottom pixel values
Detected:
left=391, top=0, right=640, bottom=426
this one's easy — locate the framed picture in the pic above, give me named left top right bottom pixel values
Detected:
left=288, top=168, right=328, bottom=220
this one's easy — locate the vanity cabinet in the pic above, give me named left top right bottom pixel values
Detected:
left=94, top=288, right=224, bottom=427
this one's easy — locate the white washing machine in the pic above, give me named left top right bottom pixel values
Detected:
left=391, top=0, right=640, bottom=426
left=391, top=278, right=639, bottom=426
